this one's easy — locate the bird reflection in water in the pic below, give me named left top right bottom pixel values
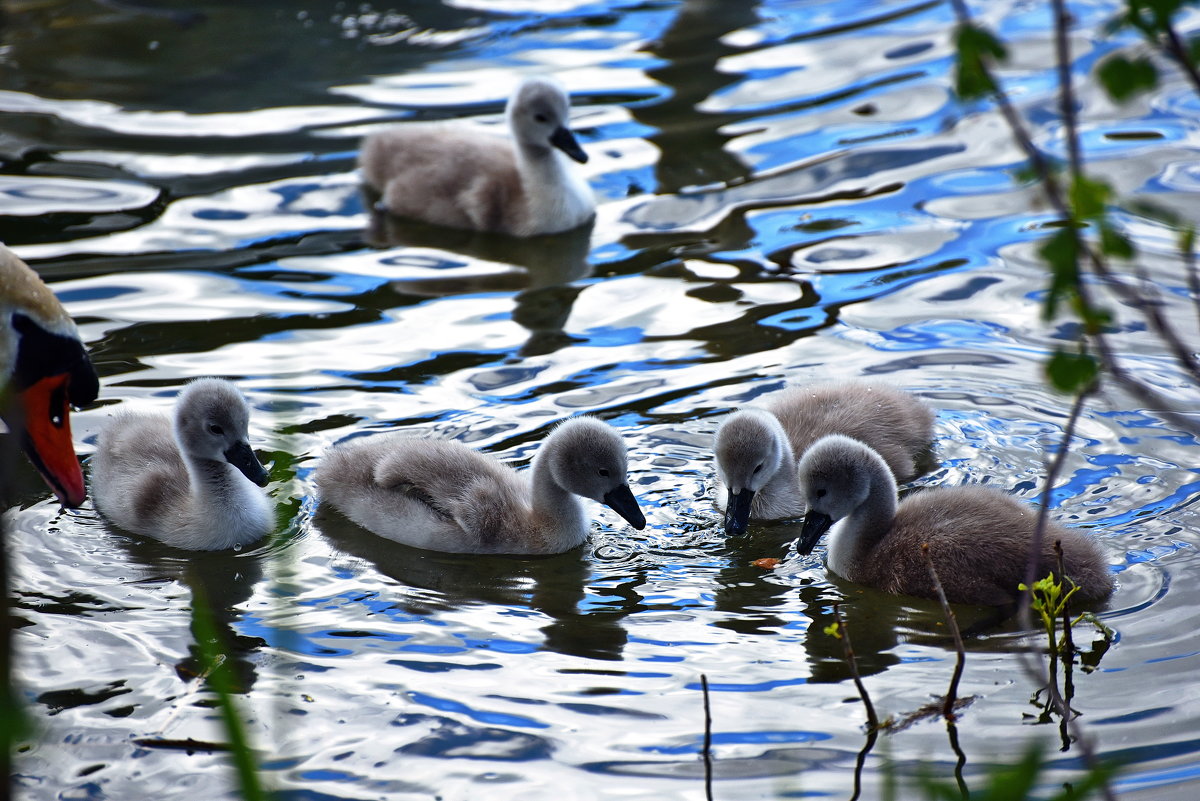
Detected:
left=313, top=502, right=630, bottom=662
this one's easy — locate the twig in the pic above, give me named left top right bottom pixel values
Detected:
left=700, top=673, right=713, bottom=801
left=946, top=719, right=970, bottom=800
left=1184, top=229, right=1200, bottom=336
left=850, top=727, right=878, bottom=801
left=1024, top=386, right=1093, bottom=612
left=831, top=603, right=878, bottom=730
left=1055, top=540, right=1076, bottom=660
left=1052, top=0, right=1082, bottom=179
left=1162, top=21, right=1200, bottom=96
left=921, top=544, right=967, bottom=720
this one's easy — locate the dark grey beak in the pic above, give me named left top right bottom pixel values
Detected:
left=797, top=511, right=834, bottom=556
left=723, top=487, right=755, bottom=537
left=603, top=483, right=646, bottom=530
left=549, top=125, right=588, bottom=163
left=224, top=440, right=268, bottom=487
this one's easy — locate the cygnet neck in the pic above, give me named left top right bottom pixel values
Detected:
left=184, top=451, right=247, bottom=501
left=761, top=431, right=799, bottom=503
left=528, top=433, right=581, bottom=521
left=832, top=454, right=900, bottom=566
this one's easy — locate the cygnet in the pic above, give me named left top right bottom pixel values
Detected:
left=359, top=76, right=594, bottom=237
left=91, top=378, right=272, bottom=550
left=796, top=434, right=1114, bottom=607
left=315, top=417, right=646, bottom=555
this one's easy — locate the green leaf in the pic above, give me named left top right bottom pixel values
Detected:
left=1040, top=228, right=1080, bottom=320
left=823, top=622, right=841, bottom=639
left=955, top=24, right=1008, bottom=100
left=1181, top=224, right=1196, bottom=255
left=1100, top=222, right=1135, bottom=259
left=1070, top=176, right=1113, bottom=220
left=1047, top=347, right=1099, bottom=394
left=1145, top=0, right=1187, bottom=26
left=1127, top=197, right=1182, bottom=227
left=1097, top=55, right=1158, bottom=102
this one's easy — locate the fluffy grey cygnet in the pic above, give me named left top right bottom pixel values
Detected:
left=714, top=381, right=934, bottom=535
left=796, top=434, right=1114, bottom=607
left=359, top=76, right=595, bottom=237
left=91, top=378, right=272, bottom=550
left=315, top=417, right=646, bottom=555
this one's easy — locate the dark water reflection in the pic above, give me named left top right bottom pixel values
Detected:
left=5, top=0, right=1200, bottom=799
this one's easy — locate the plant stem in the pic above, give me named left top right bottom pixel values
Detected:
left=1162, top=21, right=1200, bottom=96
left=190, top=586, right=269, bottom=801
left=1052, top=0, right=1082, bottom=179
left=832, top=603, right=878, bottom=730
left=921, top=544, right=966, bottom=720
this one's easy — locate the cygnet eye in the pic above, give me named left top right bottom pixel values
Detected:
left=815, top=488, right=827, bottom=499
left=209, top=423, right=224, bottom=436
left=752, top=463, right=763, bottom=475
left=598, top=468, right=611, bottom=478
left=534, top=113, right=549, bottom=123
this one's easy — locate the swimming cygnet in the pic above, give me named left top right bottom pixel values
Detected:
left=91, top=378, right=272, bottom=550
left=359, top=76, right=595, bottom=237
left=796, top=434, right=1114, bottom=607
left=715, top=382, right=934, bottom=535
left=314, top=417, right=647, bottom=555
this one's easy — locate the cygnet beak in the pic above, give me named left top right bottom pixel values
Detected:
left=224, top=440, right=269, bottom=487
left=602, top=483, right=646, bottom=530
left=797, top=511, right=834, bottom=556
left=549, top=125, right=588, bottom=164
left=723, top=487, right=755, bottom=537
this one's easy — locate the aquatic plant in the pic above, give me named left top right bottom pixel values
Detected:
left=189, top=586, right=272, bottom=801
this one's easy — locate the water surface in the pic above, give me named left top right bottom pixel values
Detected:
left=5, top=1, right=1200, bottom=799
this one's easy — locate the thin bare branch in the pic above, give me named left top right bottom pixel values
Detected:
left=832, top=603, right=879, bottom=730
left=946, top=720, right=970, bottom=800
left=921, top=544, right=967, bottom=720
left=1162, top=21, right=1200, bottom=96
left=1185, top=231, right=1200, bottom=336
left=1052, top=0, right=1082, bottom=178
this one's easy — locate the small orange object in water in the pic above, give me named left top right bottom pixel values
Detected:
left=751, top=557, right=781, bottom=569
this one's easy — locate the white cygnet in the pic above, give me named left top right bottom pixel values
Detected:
left=715, top=381, right=934, bottom=535
left=359, top=76, right=595, bottom=237
left=315, top=417, right=646, bottom=555
left=796, top=434, right=1114, bottom=607
left=91, top=378, right=272, bottom=550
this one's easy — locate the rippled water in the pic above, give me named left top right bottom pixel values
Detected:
left=5, top=1, right=1200, bottom=799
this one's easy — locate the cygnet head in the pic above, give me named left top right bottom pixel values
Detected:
left=173, top=378, right=269, bottom=487
left=796, top=434, right=885, bottom=555
left=507, top=76, right=588, bottom=164
left=545, top=417, right=645, bottom=529
left=714, top=408, right=790, bottom=536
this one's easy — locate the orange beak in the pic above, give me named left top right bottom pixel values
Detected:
left=19, top=373, right=85, bottom=508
